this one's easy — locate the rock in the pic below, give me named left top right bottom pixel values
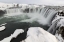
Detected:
left=0, top=10, right=5, bottom=16
left=21, top=27, right=58, bottom=42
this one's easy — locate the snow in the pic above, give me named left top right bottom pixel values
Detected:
left=52, top=15, right=64, bottom=27
left=0, top=2, right=28, bottom=10
left=22, top=27, right=58, bottom=42
left=0, top=23, right=7, bottom=31
left=0, top=2, right=45, bottom=11
left=12, top=29, right=24, bottom=38
left=52, top=15, right=64, bottom=23
left=55, top=29, right=64, bottom=42
left=55, top=34, right=64, bottom=42
left=0, top=2, right=13, bottom=10
left=0, top=26, right=5, bottom=31
left=57, top=18, right=64, bottom=27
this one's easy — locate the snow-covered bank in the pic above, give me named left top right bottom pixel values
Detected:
left=22, top=27, right=58, bottom=42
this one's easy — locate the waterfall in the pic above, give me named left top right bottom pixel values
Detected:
left=29, top=8, right=37, bottom=13
left=5, top=6, right=45, bottom=14
left=20, top=8, right=58, bottom=26
left=36, top=7, right=41, bottom=13
left=39, top=8, right=58, bottom=25
left=40, top=8, right=47, bottom=14
left=1, top=6, right=58, bottom=27
left=46, top=10, right=58, bottom=23
left=47, top=19, right=61, bottom=34
left=6, top=7, right=23, bottom=14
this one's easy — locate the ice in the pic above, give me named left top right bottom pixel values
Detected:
left=0, top=23, right=7, bottom=31
left=0, top=26, right=5, bottom=31
left=55, top=31, right=64, bottom=42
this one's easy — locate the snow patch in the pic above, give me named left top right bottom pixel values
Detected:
left=0, top=23, right=7, bottom=31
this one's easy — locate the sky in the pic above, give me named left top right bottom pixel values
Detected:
left=0, top=0, right=64, bottom=6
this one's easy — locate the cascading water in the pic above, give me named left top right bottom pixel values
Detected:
left=47, top=18, right=61, bottom=34
left=0, top=6, right=58, bottom=27
left=40, top=8, right=47, bottom=14
left=47, top=14, right=64, bottom=42
left=38, top=8, right=58, bottom=26
left=6, top=7, right=23, bottom=14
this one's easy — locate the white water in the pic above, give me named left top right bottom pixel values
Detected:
left=21, top=9, right=57, bottom=26
left=6, top=8, right=23, bottom=14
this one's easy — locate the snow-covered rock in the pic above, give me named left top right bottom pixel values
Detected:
left=21, top=27, right=58, bottom=42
